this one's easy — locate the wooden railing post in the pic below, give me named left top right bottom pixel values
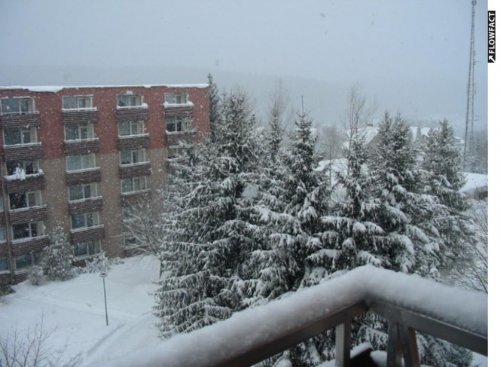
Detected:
left=387, top=321, right=403, bottom=367
left=335, top=321, right=351, bottom=367
left=400, top=325, right=420, bottom=367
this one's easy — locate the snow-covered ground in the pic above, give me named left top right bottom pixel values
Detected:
left=0, top=255, right=487, bottom=366
left=461, top=172, right=488, bottom=194
left=0, top=256, right=162, bottom=366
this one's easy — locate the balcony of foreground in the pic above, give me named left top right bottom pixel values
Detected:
left=101, top=266, right=487, bottom=367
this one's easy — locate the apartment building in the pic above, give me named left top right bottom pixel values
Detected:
left=0, top=84, right=210, bottom=285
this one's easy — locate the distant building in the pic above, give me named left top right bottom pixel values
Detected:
left=0, top=84, right=210, bottom=285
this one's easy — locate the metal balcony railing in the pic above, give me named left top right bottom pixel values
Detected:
left=102, top=266, right=487, bottom=367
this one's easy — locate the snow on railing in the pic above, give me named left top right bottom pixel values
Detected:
left=99, top=266, right=487, bottom=367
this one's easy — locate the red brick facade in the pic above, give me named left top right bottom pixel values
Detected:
left=0, top=84, right=210, bottom=285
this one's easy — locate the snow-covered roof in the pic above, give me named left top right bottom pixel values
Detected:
left=0, top=84, right=209, bottom=93
left=100, top=265, right=486, bottom=367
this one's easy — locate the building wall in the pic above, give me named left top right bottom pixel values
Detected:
left=0, top=84, right=210, bottom=285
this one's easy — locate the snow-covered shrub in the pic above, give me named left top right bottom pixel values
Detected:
left=29, top=265, right=44, bottom=286
left=83, top=252, right=110, bottom=275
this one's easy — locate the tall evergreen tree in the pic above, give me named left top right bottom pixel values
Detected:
left=42, top=226, right=74, bottom=281
left=208, top=73, right=221, bottom=143
left=155, top=91, right=259, bottom=337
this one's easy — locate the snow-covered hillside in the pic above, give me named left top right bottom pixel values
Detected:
left=0, top=256, right=161, bottom=366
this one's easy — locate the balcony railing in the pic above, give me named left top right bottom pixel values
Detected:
left=103, top=266, right=487, bottom=367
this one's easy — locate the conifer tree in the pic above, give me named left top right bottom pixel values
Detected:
left=155, top=91, right=259, bottom=337
left=42, top=226, right=74, bottom=281
left=208, top=73, right=221, bottom=143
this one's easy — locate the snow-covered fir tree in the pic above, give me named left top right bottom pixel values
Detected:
left=208, top=73, right=221, bottom=143
left=155, top=91, right=260, bottom=337
left=421, top=120, right=478, bottom=289
left=42, top=226, right=74, bottom=281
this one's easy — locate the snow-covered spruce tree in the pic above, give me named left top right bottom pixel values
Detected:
left=364, top=116, right=471, bottom=366
left=367, top=113, right=440, bottom=276
left=256, top=111, right=330, bottom=365
left=421, top=120, right=477, bottom=286
left=42, top=226, right=74, bottom=281
left=155, top=90, right=260, bottom=337
left=208, top=73, right=221, bottom=143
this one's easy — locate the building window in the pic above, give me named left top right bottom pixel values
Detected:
left=0, top=97, right=35, bottom=115
left=165, top=92, right=189, bottom=105
left=12, top=222, right=44, bottom=241
left=117, top=94, right=143, bottom=108
left=167, top=145, right=183, bottom=159
left=68, top=183, right=100, bottom=202
left=0, top=257, right=9, bottom=272
left=66, top=153, right=96, bottom=171
left=71, top=212, right=100, bottom=230
left=15, top=254, right=32, bottom=271
left=6, top=160, right=40, bottom=175
left=3, top=126, right=37, bottom=146
left=62, top=95, right=94, bottom=110
left=120, top=148, right=147, bottom=165
left=74, top=240, right=101, bottom=257
left=118, top=120, right=145, bottom=136
left=65, top=123, right=95, bottom=141
left=9, top=191, right=42, bottom=210
left=0, top=197, right=3, bottom=212
left=0, top=227, right=5, bottom=242
left=166, top=116, right=192, bottom=133
left=121, top=176, right=148, bottom=194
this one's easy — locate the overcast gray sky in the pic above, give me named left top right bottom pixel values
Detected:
left=0, top=0, right=489, bottom=130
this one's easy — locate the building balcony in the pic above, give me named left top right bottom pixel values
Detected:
left=66, top=167, right=101, bottom=186
left=64, top=139, right=100, bottom=155
left=104, top=266, right=487, bottom=367
left=4, top=172, right=45, bottom=194
left=163, top=103, right=193, bottom=114
left=68, top=197, right=103, bottom=215
left=3, top=142, right=43, bottom=161
left=115, top=106, right=149, bottom=122
left=121, top=189, right=151, bottom=206
left=117, top=134, right=150, bottom=150
left=119, top=162, right=151, bottom=179
left=8, top=205, right=48, bottom=225
left=70, top=225, right=105, bottom=244
left=62, top=109, right=98, bottom=125
left=165, top=130, right=195, bottom=146
left=11, top=235, right=49, bottom=256
left=0, top=111, right=41, bottom=128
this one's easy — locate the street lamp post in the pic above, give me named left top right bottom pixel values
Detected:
left=100, top=271, right=109, bottom=326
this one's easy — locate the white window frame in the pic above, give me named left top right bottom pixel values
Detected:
left=9, top=191, right=42, bottom=210
left=0, top=97, right=35, bottom=115
left=166, top=116, right=192, bottom=133
left=117, top=94, right=143, bottom=108
left=6, top=160, right=40, bottom=175
left=70, top=212, right=100, bottom=230
left=68, top=183, right=100, bottom=202
left=62, top=95, right=94, bottom=111
left=118, top=120, right=146, bottom=137
left=120, top=148, right=148, bottom=166
left=164, top=92, right=189, bottom=105
left=121, top=176, right=149, bottom=194
left=74, top=240, right=101, bottom=258
left=64, top=123, right=96, bottom=141
left=66, top=153, right=97, bottom=172
left=3, top=126, right=38, bottom=146
left=12, top=221, right=44, bottom=242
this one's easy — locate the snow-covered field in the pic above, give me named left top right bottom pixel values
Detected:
left=0, top=255, right=487, bottom=366
left=0, top=256, right=162, bottom=366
